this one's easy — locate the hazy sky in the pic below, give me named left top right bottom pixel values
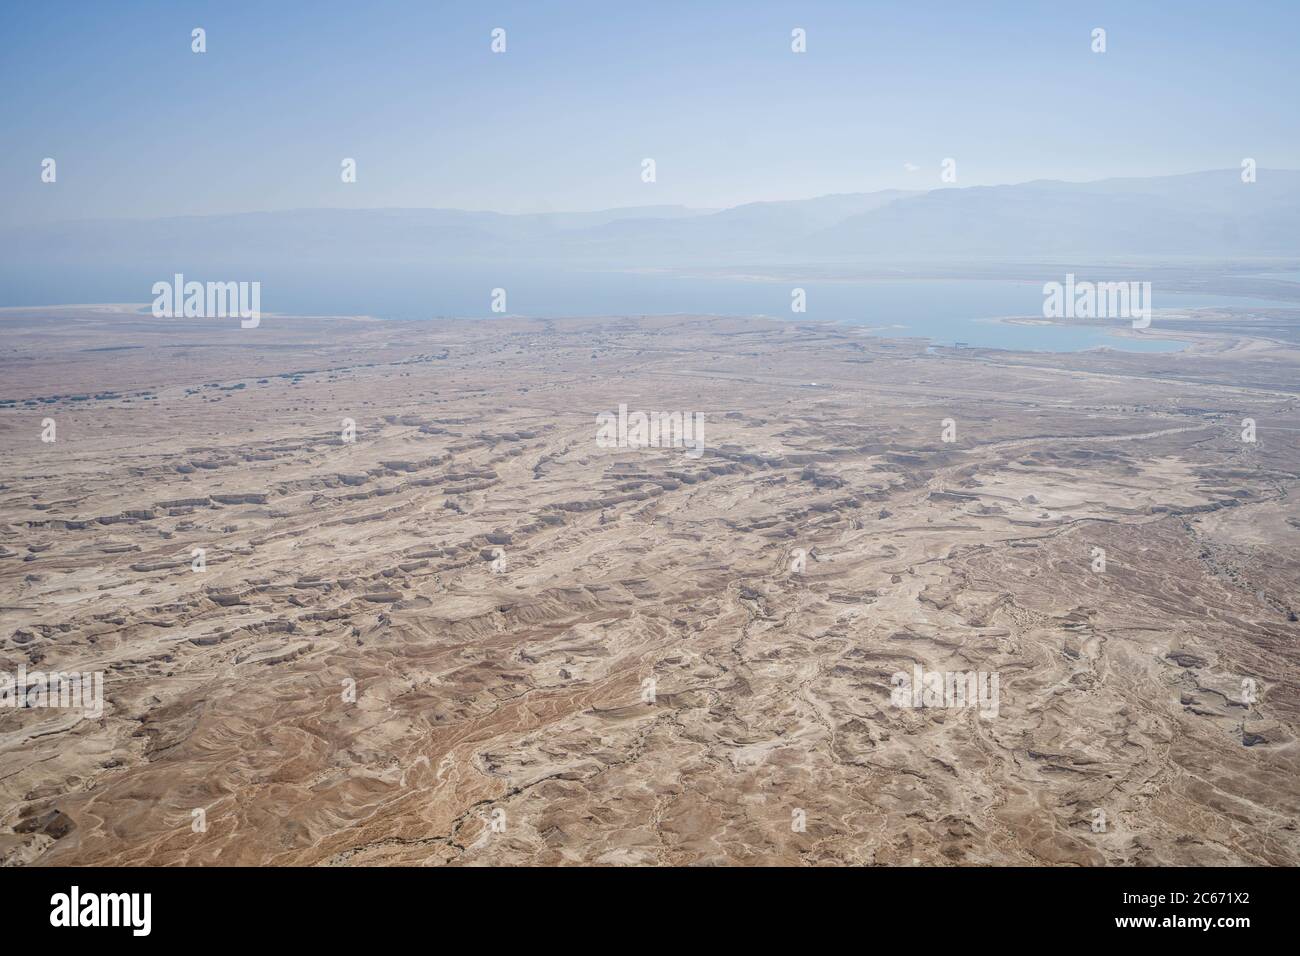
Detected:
left=2, top=0, right=1298, bottom=225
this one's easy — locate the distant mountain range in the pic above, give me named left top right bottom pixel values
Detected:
left=4, top=171, right=1298, bottom=276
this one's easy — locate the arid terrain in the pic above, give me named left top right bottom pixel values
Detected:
left=1, top=305, right=1297, bottom=866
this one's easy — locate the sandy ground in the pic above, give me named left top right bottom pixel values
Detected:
left=1, top=306, right=1297, bottom=866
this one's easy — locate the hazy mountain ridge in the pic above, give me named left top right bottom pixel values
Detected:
left=4, top=171, right=1298, bottom=272
left=812, top=171, right=1300, bottom=256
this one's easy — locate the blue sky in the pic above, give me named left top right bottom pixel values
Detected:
left=2, top=0, right=1297, bottom=225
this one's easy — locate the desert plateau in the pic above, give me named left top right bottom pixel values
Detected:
left=1, top=304, right=1296, bottom=867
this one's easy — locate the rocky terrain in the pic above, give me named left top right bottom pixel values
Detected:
left=1, top=305, right=1297, bottom=866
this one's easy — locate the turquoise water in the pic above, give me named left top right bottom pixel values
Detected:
left=380, top=270, right=1284, bottom=352
left=225, top=269, right=1290, bottom=352
left=5, top=265, right=1294, bottom=352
